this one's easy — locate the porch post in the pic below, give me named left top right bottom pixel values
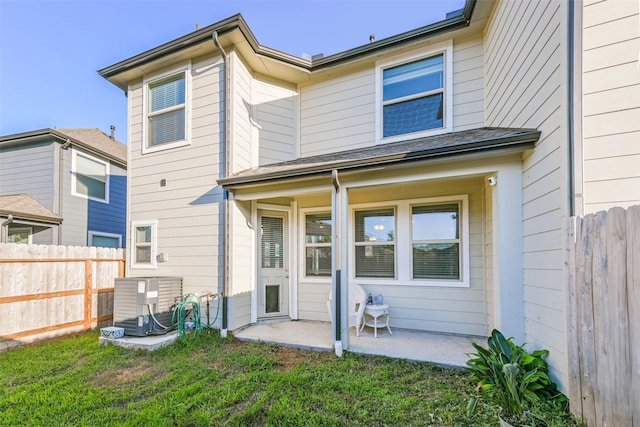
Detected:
left=331, top=170, right=343, bottom=356
left=491, top=165, right=525, bottom=342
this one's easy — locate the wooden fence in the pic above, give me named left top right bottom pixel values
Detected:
left=567, top=205, right=640, bottom=427
left=0, top=243, right=125, bottom=351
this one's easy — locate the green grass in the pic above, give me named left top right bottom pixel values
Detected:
left=0, top=330, right=579, bottom=426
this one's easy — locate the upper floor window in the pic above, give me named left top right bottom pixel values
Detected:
left=143, top=68, right=190, bottom=153
left=72, top=150, right=109, bottom=203
left=377, top=41, right=453, bottom=143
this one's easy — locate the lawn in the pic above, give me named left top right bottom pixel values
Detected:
left=0, top=330, right=579, bottom=426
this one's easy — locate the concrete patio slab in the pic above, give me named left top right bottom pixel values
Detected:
left=234, top=320, right=482, bottom=368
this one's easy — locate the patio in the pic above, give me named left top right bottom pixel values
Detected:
left=233, top=320, right=482, bottom=368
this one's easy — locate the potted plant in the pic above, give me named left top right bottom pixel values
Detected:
left=466, top=329, right=565, bottom=427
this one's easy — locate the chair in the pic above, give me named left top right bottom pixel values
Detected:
left=326, top=284, right=367, bottom=336
left=349, top=283, right=367, bottom=336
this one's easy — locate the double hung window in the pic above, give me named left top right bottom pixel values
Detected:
left=304, top=213, right=333, bottom=277
left=144, top=69, right=189, bottom=152
left=411, top=203, right=460, bottom=280
left=131, top=220, right=157, bottom=268
left=72, top=150, right=109, bottom=203
left=378, top=41, right=452, bottom=141
left=354, top=208, right=395, bottom=278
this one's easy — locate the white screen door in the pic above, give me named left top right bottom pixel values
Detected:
left=258, top=212, right=289, bottom=318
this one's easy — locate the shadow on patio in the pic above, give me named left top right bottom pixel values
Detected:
left=233, top=320, right=483, bottom=368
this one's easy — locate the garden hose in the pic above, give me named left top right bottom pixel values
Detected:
left=172, top=293, right=203, bottom=343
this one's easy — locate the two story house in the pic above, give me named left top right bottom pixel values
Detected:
left=0, top=128, right=127, bottom=247
left=99, top=0, right=640, bottom=393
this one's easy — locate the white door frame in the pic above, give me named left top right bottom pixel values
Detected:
left=253, top=203, right=294, bottom=321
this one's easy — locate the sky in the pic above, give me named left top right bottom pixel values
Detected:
left=0, top=0, right=465, bottom=144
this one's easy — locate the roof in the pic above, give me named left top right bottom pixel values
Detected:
left=99, top=0, right=479, bottom=89
left=0, top=194, right=62, bottom=224
left=219, top=127, right=540, bottom=188
left=0, top=128, right=126, bottom=166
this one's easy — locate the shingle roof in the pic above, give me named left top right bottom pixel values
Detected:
left=219, top=127, right=540, bottom=187
left=0, top=194, right=62, bottom=224
left=0, top=128, right=126, bottom=165
left=56, top=128, right=127, bottom=164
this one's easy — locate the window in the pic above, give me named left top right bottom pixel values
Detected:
left=354, top=208, right=395, bottom=278
left=8, top=226, right=32, bottom=244
left=89, top=231, right=122, bottom=248
left=131, top=220, right=157, bottom=268
left=411, top=203, right=460, bottom=280
left=143, top=68, right=190, bottom=153
left=304, top=213, right=332, bottom=276
left=377, top=41, right=452, bottom=142
left=72, top=150, right=109, bottom=203
left=350, top=195, right=468, bottom=287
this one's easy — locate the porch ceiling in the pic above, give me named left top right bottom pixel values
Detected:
left=219, top=127, right=539, bottom=189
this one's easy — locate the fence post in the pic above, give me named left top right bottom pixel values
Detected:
left=84, top=259, right=92, bottom=330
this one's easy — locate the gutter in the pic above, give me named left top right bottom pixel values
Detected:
left=331, top=170, right=342, bottom=356
left=213, top=30, right=230, bottom=337
left=98, top=1, right=477, bottom=82
left=58, top=139, right=71, bottom=243
left=219, top=131, right=540, bottom=188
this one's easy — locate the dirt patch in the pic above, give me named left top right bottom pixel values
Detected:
left=95, top=360, right=161, bottom=387
left=274, top=346, right=307, bottom=371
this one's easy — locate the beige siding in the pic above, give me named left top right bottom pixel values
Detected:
left=299, top=39, right=486, bottom=157
left=485, top=0, right=568, bottom=389
left=582, top=0, right=640, bottom=213
left=348, top=178, right=488, bottom=336
left=229, top=201, right=254, bottom=329
left=452, top=38, right=486, bottom=130
left=254, top=79, right=297, bottom=165
left=300, top=69, right=376, bottom=156
left=232, top=53, right=253, bottom=173
left=126, top=56, right=224, bottom=296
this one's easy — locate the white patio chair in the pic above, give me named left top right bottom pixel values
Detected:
left=326, top=284, right=367, bottom=336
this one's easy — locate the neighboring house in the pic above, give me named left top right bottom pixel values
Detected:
left=99, top=0, right=639, bottom=392
left=0, top=128, right=127, bottom=247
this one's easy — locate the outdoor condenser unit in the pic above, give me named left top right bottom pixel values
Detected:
left=113, top=277, right=183, bottom=336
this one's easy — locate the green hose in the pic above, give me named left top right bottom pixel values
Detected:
left=172, top=294, right=202, bottom=344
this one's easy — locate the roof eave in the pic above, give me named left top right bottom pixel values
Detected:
left=98, top=0, right=477, bottom=83
left=218, top=131, right=538, bottom=189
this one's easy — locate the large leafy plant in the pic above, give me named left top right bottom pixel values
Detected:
left=466, top=329, right=566, bottom=426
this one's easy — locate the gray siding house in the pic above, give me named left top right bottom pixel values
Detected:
left=0, top=128, right=127, bottom=247
left=99, top=0, right=639, bottom=393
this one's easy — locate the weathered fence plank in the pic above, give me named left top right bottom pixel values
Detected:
left=0, top=243, right=125, bottom=350
left=568, top=206, right=639, bottom=427
left=628, top=206, right=640, bottom=427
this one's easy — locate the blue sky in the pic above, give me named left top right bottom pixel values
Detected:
left=0, top=0, right=465, bottom=143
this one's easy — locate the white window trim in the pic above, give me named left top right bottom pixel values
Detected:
left=349, top=194, right=469, bottom=288
left=71, top=149, right=110, bottom=204
left=299, top=207, right=333, bottom=282
left=353, top=206, right=397, bottom=280
left=141, top=65, right=191, bottom=155
left=88, top=230, right=122, bottom=248
left=8, top=226, right=33, bottom=244
left=375, top=40, right=454, bottom=144
left=131, top=220, right=158, bottom=269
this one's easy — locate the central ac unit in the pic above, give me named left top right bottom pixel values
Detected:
left=113, top=277, right=183, bottom=336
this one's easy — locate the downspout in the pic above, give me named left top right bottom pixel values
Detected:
left=567, top=0, right=575, bottom=217
left=1, top=215, right=14, bottom=243
left=331, top=169, right=343, bottom=356
left=213, top=30, right=230, bottom=337
left=58, top=139, right=72, bottom=244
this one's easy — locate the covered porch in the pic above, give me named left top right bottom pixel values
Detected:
left=234, top=320, right=481, bottom=368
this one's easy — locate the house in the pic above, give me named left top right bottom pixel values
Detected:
left=98, top=0, right=640, bottom=393
left=0, top=128, right=127, bottom=247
